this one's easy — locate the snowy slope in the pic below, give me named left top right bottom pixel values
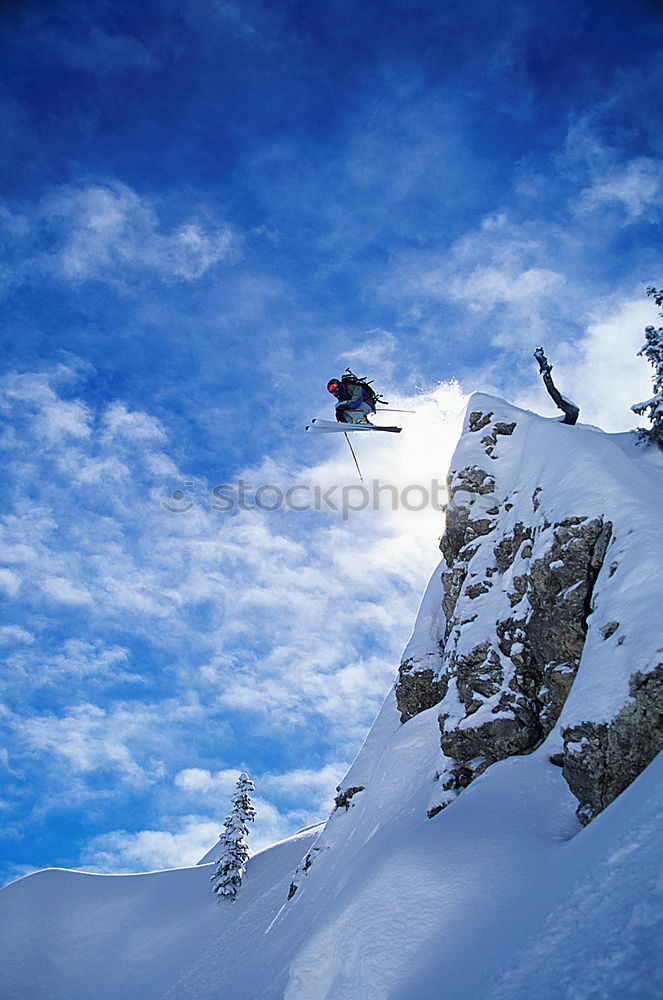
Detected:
left=275, top=394, right=663, bottom=998
left=0, top=827, right=320, bottom=1000
left=282, top=713, right=663, bottom=1000
left=1, top=394, right=661, bottom=1000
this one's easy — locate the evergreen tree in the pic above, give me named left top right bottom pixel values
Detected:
left=210, top=772, right=256, bottom=902
left=632, top=287, right=663, bottom=448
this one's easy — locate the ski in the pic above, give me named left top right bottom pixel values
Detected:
left=306, top=418, right=401, bottom=434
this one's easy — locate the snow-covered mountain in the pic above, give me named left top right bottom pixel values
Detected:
left=2, top=394, right=662, bottom=1000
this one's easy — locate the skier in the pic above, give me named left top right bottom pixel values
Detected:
left=327, top=370, right=379, bottom=424
left=534, top=347, right=579, bottom=425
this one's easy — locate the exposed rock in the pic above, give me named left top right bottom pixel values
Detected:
left=468, top=410, right=493, bottom=432
left=453, top=642, right=504, bottom=714
left=444, top=514, right=612, bottom=760
left=334, top=785, right=366, bottom=811
left=527, top=517, right=613, bottom=728
left=441, top=714, right=538, bottom=769
left=494, top=522, right=532, bottom=572
left=601, top=621, right=620, bottom=639
left=442, top=564, right=470, bottom=623
left=287, top=843, right=323, bottom=898
left=562, top=665, right=663, bottom=824
left=434, top=436, right=613, bottom=794
left=440, top=761, right=477, bottom=790
left=396, top=441, right=503, bottom=730
left=449, top=465, right=496, bottom=497
left=396, top=660, right=448, bottom=723
left=480, top=421, right=517, bottom=453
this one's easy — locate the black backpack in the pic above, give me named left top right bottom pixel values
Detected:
left=341, top=369, right=384, bottom=405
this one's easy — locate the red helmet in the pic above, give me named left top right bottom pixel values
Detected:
left=327, top=378, right=341, bottom=393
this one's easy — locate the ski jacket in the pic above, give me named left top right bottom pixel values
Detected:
left=335, top=381, right=375, bottom=410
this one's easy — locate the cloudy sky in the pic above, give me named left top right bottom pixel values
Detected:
left=1, top=0, right=661, bottom=885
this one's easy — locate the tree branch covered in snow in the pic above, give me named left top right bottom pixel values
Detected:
left=631, top=287, right=663, bottom=448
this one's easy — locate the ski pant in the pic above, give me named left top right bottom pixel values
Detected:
left=336, top=401, right=374, bottom=423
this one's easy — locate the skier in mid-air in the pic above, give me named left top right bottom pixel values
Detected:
left=327, top=370, right=380, bottom=424
left=305, top=368, right=401, bottom=441
left=534, top=347, right=579, bottom=425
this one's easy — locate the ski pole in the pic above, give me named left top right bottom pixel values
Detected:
left=344, top=432, right=364, bottom=482
left=376, top=408, right=416, bottom=413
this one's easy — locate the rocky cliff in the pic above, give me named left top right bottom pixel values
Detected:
left=290, top=393, right=663, bottom=906
left=396, top=394, right=662, bottom=824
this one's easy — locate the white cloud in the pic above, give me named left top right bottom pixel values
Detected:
left=41, top=576, right=92, bottom=606
left=0, top=640, right=141, bottom=703
left=0, top=182, right=237, bottom=294
left=0, top=625, right=34, bottom=644
left=13, top=702, right=168, bottom=788
left=1, top=370, right=91, bottom=442
left=0, top=568, right=21, bottom=597
left=0, top=371, right=464, bottom=685
left=567, top=298, right=658, bottom=432
left=0, top=543, right=37, bottom=565
left=38, top=399, right=92, bottom=441
left=340, top=330, right=401, bottom=382
left=261, top=763, right=348, bottom=801
left=455, top=265, right=565, bottom=310
left=80, top=816, right=222, bottom=873
left=5, top=655, right=222, bottom=819
left=407, top=211, right=567, bottom=315
left=576, top=158, right=663, bottom=223
left=245, top=795, right=322, bottom=855
left=175, top=761, right=348, bottom=808
left=1, top=863, right=39, bottom=886
left=101, top=401, right=168, bottom=444
left=175, top=767, right=241, bottom=795
left=44, top=183, right=237, bottom=282
left=69, top=455, right=130, bottom=486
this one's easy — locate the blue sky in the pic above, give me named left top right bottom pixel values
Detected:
left=1, top=0, right=662, bottom=884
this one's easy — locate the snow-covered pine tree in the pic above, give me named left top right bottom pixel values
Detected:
left=210, top=772, right=257, bottom=902
left=632, top=286, right=663, bottom=448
